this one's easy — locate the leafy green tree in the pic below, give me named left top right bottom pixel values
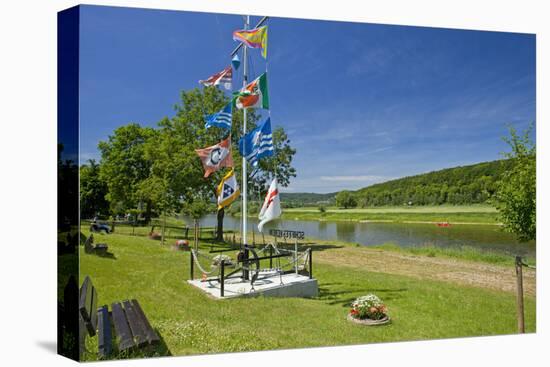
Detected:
left=146, top=86, right=296, bottom=241
left=496, top=125, right=536, bottom=242
left=335, top=191, right=357, bottom=209
left=79, top=159, right=109, bottom=218
left=98, top=123, right=157, bottom=219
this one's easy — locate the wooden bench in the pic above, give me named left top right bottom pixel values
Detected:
left=79, top=276, right=160, bottom=358
left=83, top=234, right=108, bottom=255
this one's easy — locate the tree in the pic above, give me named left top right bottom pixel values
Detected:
left=79, top=159, right=109, bottom=218
left=335, top=191, right=357, bottom=209
left=147, top=86, right=296, bottom=241
left=98, top=124, right=156, bottom=219
left=495, top=124, right=536, bottom=242
left=182, top=198, right=214, bottom=251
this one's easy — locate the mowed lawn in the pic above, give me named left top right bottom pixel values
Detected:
left=283, top=205, right=500, bottom=224
left=79, top=230, right=535, bottom=360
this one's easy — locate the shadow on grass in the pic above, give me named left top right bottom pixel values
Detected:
left=318, top=284, right=408, bottom=307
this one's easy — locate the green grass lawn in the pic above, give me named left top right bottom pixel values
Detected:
left=79, top=230, right=535, bottom=361
left=283, top=205, right=500, bottom=224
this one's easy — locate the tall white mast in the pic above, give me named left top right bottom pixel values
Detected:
left=242, top=15, right=249, bottom=249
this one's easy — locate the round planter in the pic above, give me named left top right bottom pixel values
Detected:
left=347, top=313, right=391, bottom=326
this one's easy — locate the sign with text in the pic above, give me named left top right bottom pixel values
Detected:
left=269, top=229, right=305, bottom=240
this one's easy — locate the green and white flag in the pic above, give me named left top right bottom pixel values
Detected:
left=234, top=72, right=269, bottom=110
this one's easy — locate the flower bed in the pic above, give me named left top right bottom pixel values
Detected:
left=348, top=294, right=390, bottom=325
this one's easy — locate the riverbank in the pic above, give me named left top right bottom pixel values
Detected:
left=79, top=229, right=535, bottom=360
left=282, top=205, right=500, bottom=224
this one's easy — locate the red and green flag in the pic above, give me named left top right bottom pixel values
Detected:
left=234, top=72, right=269, bottom=110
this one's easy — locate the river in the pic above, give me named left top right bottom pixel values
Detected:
left=193, top=214, right=535, bottom=257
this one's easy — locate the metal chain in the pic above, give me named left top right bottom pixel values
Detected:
left=191, top=250, right=219, bottom=275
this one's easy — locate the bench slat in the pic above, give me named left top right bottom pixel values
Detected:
left=79, top=276, right=97, bottom=336
left=122, top=300, right=148, bottom=348
left=131, top=300, right=160, bottom=345
left=89, top=286, right=98, bottom=334
left=112, top=302, right=135, bottom=351
left=78, top=276, right=91, bottom=320
left=97, top=305, right=112, bottom=358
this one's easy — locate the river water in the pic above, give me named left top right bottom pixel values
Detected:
left=194, top=214, right=535, bottom=257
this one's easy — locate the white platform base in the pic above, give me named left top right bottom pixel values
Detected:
left=187, top=271, right=318, bottom=299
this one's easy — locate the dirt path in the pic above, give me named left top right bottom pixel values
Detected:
left=314, top=246, right=536, bottom=297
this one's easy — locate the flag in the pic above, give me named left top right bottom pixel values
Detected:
left=238, top=117, right=273, bottom=167
left=205, top=102, right=232, bottom=129
left=258, top=178, right=281, bottom=232
left=233, top=26, right=268, bottom=59
left=216, top=169, right=240, bottom=209
left=232, top=54, right=241, bottom=70
left=234, top=72, right=269, bottom=110
left=199, top=66, right=232, bottom=90
left=195, top=137, right=234, bottom=178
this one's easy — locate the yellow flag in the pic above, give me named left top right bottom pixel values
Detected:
left=216, top=169, right=240, bottom=209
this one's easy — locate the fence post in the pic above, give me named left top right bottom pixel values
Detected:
left=309, top=248, right=313, bottom=279
left=269, top=246, right=273, bottom=269
left=515, top=255, right=525, bottom=333
left=220, top=260, right=225, bottom=298
left=190, top=251, right=194, bottom=280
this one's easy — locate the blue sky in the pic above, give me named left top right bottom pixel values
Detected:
left=79, top=5, right=536, bottom=193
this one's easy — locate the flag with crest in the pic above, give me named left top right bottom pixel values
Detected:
left=216, top=169, right=240, bottom=209
left=195, top=137, right=234, bottom=178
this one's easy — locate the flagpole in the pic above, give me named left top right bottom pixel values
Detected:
left=242, top=15, right=250, bottom=280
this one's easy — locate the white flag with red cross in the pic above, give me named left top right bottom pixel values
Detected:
left=258, top=178, right=281, bottom=232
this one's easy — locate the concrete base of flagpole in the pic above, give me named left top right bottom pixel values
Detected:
left=187, top=271, right=318, bottom=299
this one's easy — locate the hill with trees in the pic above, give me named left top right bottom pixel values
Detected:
left=346, top=159, right=514, bottom=207
left=280, top=192, right=336, bottom=207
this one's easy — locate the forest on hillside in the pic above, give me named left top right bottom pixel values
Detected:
left=348, top=159, right=515, bottom=207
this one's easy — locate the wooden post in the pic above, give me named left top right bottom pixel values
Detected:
left=220, top=260, right=225, bottom=298
left=161, top=212, right=166, bottom=246
left=515, top=256, right=525, bottom=333
left=309, top=248, right=313, bottom=279
left=194, top=220, right=199, bottom=252
left=262, top=233, right=265, bottom=246
left=294, top=239, right=298, bottom=275
left=252, top=230, right=255, bottom=246
left=269, top=246, right=273, bottom=269
left=190, top=251, right=194, bottom=280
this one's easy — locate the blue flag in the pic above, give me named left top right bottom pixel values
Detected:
left=239, top=118, right=274, bottom=167
left=205, top=102, right=232, bottom=129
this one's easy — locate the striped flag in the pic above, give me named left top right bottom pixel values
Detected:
left=199, top=66, right=232, bottom=90
left=233, top=26, right=268, bottom=59
left=205, top=102, right=232, bottom=129
left=238, top=118, right=274, bottom=167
